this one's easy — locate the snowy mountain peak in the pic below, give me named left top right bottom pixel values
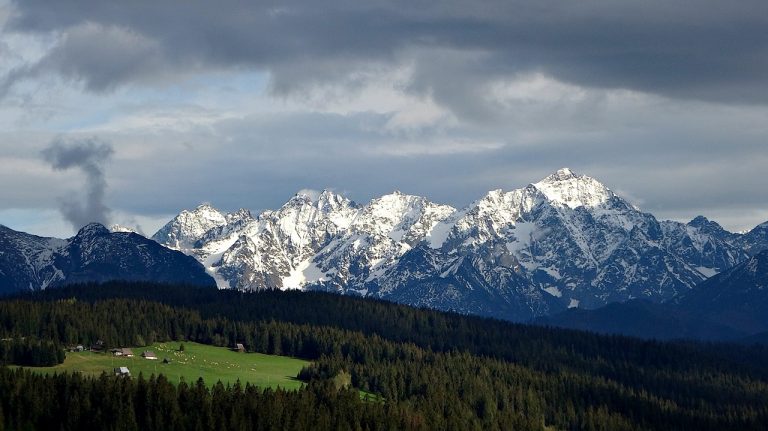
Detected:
left=286, top=189, right=354, bottom=212
left=142, top=169, right=764, bottom=322
left=375, top=190, right=417, bottom=205
left=226, top=208, right=253, bottom=223
left=343, top=192, right=454, bottom=252
left=317, top=190, right=356, bottom=212
left=468, top=187, right=535, bottom=221
left=358, top=192, right=454, bottom=234
left=533, top=168, right=615, bottom=209
left=552, top=167, right=577, bottom=180
left=176, top=203, right=227, bottom=227
left=190, top=203, right=224, bottom=217
left=109, top=224, right=139, bottom=234
left=288, top=191, right=317, bottom=205
left=151, top=203, right=227, bottom=249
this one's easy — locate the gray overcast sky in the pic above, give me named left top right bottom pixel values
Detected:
left=1, top=0, right=767, bottom=237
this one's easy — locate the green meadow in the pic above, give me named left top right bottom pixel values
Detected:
left=16, top=341, right=309, bottom=390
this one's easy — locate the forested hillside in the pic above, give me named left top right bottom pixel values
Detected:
left=1, top=283, right=768, bottom=430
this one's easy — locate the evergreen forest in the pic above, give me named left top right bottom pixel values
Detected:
left=1, top=282, right=767, bottom=430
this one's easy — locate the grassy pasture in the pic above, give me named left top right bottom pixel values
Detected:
left=16, top=341, right=308, bottom=390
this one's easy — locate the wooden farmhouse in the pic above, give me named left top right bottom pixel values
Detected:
left=112, top=348, right=134, bottom=357
left=142, top=351, right=158, bottom=360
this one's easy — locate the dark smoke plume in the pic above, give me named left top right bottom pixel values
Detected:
left=41, top=137, right=114, bottom=231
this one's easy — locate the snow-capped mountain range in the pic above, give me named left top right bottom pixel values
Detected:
left=150, top=168, right=763, bottom=321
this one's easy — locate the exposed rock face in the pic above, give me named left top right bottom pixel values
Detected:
left=152, top=169, right=757, bottom=321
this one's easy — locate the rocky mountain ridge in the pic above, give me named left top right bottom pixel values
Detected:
left=152, top=168, right=762, bottom=321
left=0, top=223, right=215, bottom=294
left=539, top=249, right=768, bottom=340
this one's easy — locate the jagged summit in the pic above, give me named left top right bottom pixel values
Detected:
left=276, top=189, right=358, bottom=237
left=688, top=215, right=711, bottom=226
left=371, top=190, right=424, bottom=206
left=195, top=202, right=219, bottom=211
left=75, top=222, right=110, bottom=237
left=193, top=203, right=227, bottom=221
left=687, top=215, right=729, bottom=230
left=149, top=169, right=765, bottom=321
left=365, top=191, right=442, bottom=217
left=285, top=189, right=355, bottom=211
left=2, top=168, right=766, bottom=323
left=548, top=167, right=578, bottom=181
left=739, top=221, right=768, bottom=255
left=533, top=168, right=616, bottom=209
left=687, top=215, right=730, bottom=234
left=151, top=203, right=227, bottom=249
left=225, top=208, right=253, bottom=223
left=291, top=188, right=344, bottom=202
left=288, top=191, right=319, bottom=205
left=351, top=191, right=454, bottom=241
left=177, top=203, right=225, bottom=220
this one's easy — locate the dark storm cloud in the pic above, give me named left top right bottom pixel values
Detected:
left=41, top=137, right=113, bottom=230
left=2, top=0, right=767, bottom=236
left=92, top=106, right=767, bottom=232
left=4, top=0, right=768, bottom=111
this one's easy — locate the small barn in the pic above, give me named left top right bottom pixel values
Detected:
left=114, top=367, right=131, bottom=377
left=233, top=343, right=245, bottom=352
left=142, top=351, right=158, bottom=360
left=121, top=348, right=134, bottom=357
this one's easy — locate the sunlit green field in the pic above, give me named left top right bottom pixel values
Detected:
left=16, top=341, right=309, bottom=390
